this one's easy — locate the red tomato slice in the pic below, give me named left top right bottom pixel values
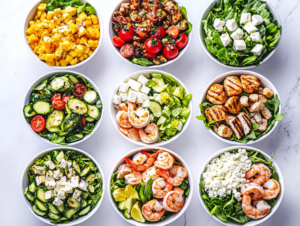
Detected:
left=163, top=46, right=179, bottom=60
left=51, top=93, right=61, bottom=102
left=144, top=38, right=162, bottom=55
left=30, top=116, right=46, bottom=132
left=153, top=26, right=166, bottom=40
left=62, top=95, right=71, bottom=104
left=136, top=28, right=149, bottom=40
left=52, top=99, right=65, bottom=110
left=112, top=36, right=125, bottom=47
left=119, top=26, right=135, bottom=42
left=144, top=53, right=156, bottom=59
left=166, top=26, right=180, bottom=39
left=120, top=44, right=134, bottom=58
left=73, top=84, right=87, bottom=97
left=81, top=117, right=86, bottom=126
left=175, top=33, right=189, bottom=49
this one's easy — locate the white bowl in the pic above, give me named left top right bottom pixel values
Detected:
left=110, top=70, right=193, bottom=146
left=108, top=0, right=192, bottom=68
left=199, top=0, right=282, bottom=69
left=108, top=146, right=193, bottom=226
left=21, top=147, right=105, bottom=225
left=199, top=70, right=281, bottom=145
left=23, top=70, right=104, bottom=146
left=24, top=0, right=104, bottom=69
left=198, top=146, right=284, bottom=226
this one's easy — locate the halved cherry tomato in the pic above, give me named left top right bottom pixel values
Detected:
left=136, top=28, right=149, bottom=40
left=120, top=44, right=134, bottom=58
left=112, top=36, right=125, bottom=47
left=175, top=33, right=188, bottom=49
left=81, top=117, right=86, bottom=126
left=144, top=38, right=162, bottom=55
left=144, top=53, right=156, bottom=59
left=62, top=95, right=71, bottom=104
left=163, top=46, right=179, bottom=60
left=147, top=11, right=157, bottom=24
left=166, top=26, right=180, bottom=39
left=30, top=116, right=46, bottom=132
left=73, top=84, right=87, bottom=97
left=119, top=26, right=135, bottom=42
left=51, top=93, right=61, bottom=103
left=153, top=26, right=166, bottom=40
left=53, top=99, right=65, bottom=110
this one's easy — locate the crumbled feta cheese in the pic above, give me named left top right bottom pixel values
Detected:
left=57, top=189, right=66, bottom=200
left=252, top=15, right=264, bottom=26
left=53, top=170, right=63, bottom=180
left=128, top=79, right=142, bottom=92
left=213, top=18, right=225, bottom=32
left=57, top=176, right=67, bottom=186
left=177, top=121, right=183, bottom=131
left=60, top=159, right=68, bottom=169
left=120, top=93, right=128, bottom=102
left=73, top=189, right=82, bottom=201
left=71, top=176, right=80, bottom=188
left=225, top=19, right=237, bottom=32
left=251, top=44, right=264, bottom=56
left=133, top=152, right=148, bottom=165
left=137, top=75, right=149, bottom=85
left=234, top=40, right=247, bottom=51
left=230, top=28, right=244, bottom=40
left=128, top=90, right=138, bottom=103
left=153, top=94, right=163, bottom=105
left=113, top=94, right=121, bottom=105
left=119, top=83, right=130, bottom=93
left=79, top=180, right=88, bottom=191
left=244, top=22, right=258, bottom=34
left=250, top=32, right=261, bottom=42
left=142, top=98, right=150, bottom=107
left=63, top=182, right=73, bottom=193
left=240, top=13, right=251, bottom=25
left=45, top=190, right=53, bottom=200
left=34, top=166, right=45, bottom=175
left=46, top=171, right=54, bottom=181
left=220, top=33, right=231, bottom=47
left=45, top=159, right=56, bottom=170
left=36, top=176, right=46, bottom=186
left=136, top=92, right=148, bottom=104
left=53, top=197, right=63, bottom=206
left=66, top=161, right=72, bottom=168
left=45, top=180, right=56, bottom=189
left=140, top=85, right=150, bottom=95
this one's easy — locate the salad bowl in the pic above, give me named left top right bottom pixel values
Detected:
left=198, top=146, right=284, bottom=226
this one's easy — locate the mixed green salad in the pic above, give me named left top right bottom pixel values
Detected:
left=202, top=0, right=282, bottom=67
left=45, top=0, right=96, bottom=13
left=24, top=149, right=103, bottom=224
left=23, top=74, right=102, bottom=145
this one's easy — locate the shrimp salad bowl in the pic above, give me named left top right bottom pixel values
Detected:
left=109, top=147, right=193, bottom=225
left=110, top=70, right=193, bottom=146
left=198, top=146, right=283, bottom=225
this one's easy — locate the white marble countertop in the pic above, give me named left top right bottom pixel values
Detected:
left=1, top=0, right=300, bottom=225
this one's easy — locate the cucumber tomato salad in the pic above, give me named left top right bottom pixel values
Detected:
left=23, top=74, right=102, bottom=145
left=24, top=149, right=103, bottom=224
left=113, top=73, right=192, bottom=144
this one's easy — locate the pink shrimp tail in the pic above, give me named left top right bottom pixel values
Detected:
left=157, top=169, right=173, bottom=184
left=141, top=151, right=151, bottom=157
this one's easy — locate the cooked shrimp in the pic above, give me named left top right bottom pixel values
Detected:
left=119, top=103, right=128, bottom=111
left=117, top=164, right=134, bottom=178
left=245, top=163, right=271, bottom=185
left=142, top=166, right=159, bottom=183
left=154, top=151, right=174, bottom=170
left=132, top=152, right=148, bottom=165
left=124, top=171, right=142, bottom=186
left=116, top=111, right=132, bottom=128
left=241, top=183, right=264, bottom=201
left=142, top=199, right=165, bottom=222
left=125, top=151, right=162, bottom=172
left=139, top=123, right=159, bottom=144
left=242, top=195, right=271, bottom=219
left=262, top=179, right=280, bottom=200
left=118, top=127, right=141, bottom=141
left=152, top=177, right=173, bottom=199
left=163, top=187, right=185, bottom=212
left=157, top=166, right=188, bottom=186
left=128, top=102, right=150, bottom=128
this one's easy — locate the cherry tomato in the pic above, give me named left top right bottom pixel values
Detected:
left=52, top=99, right=65, bottom=110
left=147, top=11, right=157, bottom=24
left=30, top=116, right=46, bottom=132
left=112, top=36, right=125, bottom=47
left=153, top=26, right=166, bottom=40
left=136, top=28, right=149, bottom=40
left=62, top=95, right=71, bottom=104
left=81, top=117, right=86, bottom=126
left=144, top=38, right=162, bottom=55
left=166, top=26, right=180, bottom=39
left=51, top=93, right=61, bottom=103
left=119, top=26, right=135, bottom=42
left=144, top=53, right=156, bottom=59
left=120, top=44, right=134, bottom=58
left=73, top=84, right=87, bottom=97
left=175, top=33, right=188, bottom=49
left=163, top=46, right=179, bottom=60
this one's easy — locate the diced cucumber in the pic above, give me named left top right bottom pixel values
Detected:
left=51, top=77, right=65, bottom=91
left=84, top=90, right=98, bottom=104
left=23, top=104, right=36, bottom=117
left=68, top=75, right=79, bottom=85
left=67, top=98, right=88, bottom=115
left=78, top=206, right=91, bottom=216
left=49, top=212, right=60, bottom=220
left=57, top=203, right=65, bottom=213
left=85, top=117, right=94, bottom=122
left=33, top=101, right=52, bottom=115
left=72, top=160, right=81, bottom=174
left=29, top=181, right=37, bottom=193
left=65, top=208, right=78, bottom=219
left=152, top=78, right=166, bottom=92
left=67, top=197, right=81, bottom=208
left=88, top=185, right=95, bottom=193
left=157, top=116, right=166, bottom=125
left=35, top=199, right=48, bottom=212
left=86, top=174, right=96, bottom=184
left=56, top=151, right=64, bottom=163
left=87, top=104, right=100, bottom=120
left=33, top=205, right=47, bottom=216
left=80, top=167, right=91, bottom=177
left=118, top=200, right=126, bottom=210
left=81, top=199, right=88, bottom=208
left=25, top=192, right=35, bottom=202
left=49, top=203, right=60, bottom=215
left=149, top=100, right=162, bottom=118
left=36, top=188, right=47, bottom=203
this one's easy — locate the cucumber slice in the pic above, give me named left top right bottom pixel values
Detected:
left=51, top=77, right=65, bottom=91
left=81, top=199, right=88, bottom=208
left=33, top=205, right=47, bottom=216
left=88, top=185, right=95, bottom=193
left=25, top=192, right=35, bottom=202
left=84, top=90, right=98, bottom=104
left=72, top=160, right=81, bottom=174
left=86, top=174, right=96, bottom=184
left=65, top=208, right=78, bottom=219
left=60, top=77, right=71, bottom=91
left=69, top=75, right=79, bottom=85
left=149, top=100, right=162, bottom=118
left=57, top=203, right=65, bottom=213
left=36, top=188, right=47, bottom=203
left=80, top=167, right=91, bottom=177
left=67, top=98, right=88, bottom=115
left=152, top=78, right=166, bottom=92
left=49, top=212, right=60, bottom=220
left=46, top=110, right=64, bottom=133
left=35, top=199, right=48, bottom=212
left=118, top=200, right=126, bottom=210
left=87, top=104, right=100, bottom=120
left=67, top=197, right=81, bottom=208
left=78, top=206, right=91, bottom=216
left=85, top=117, right=94, bottom=122
left=33, top=101, right=52, bottom=115
left=157, top=116, right=166, bottom=126
left=56, top=151, right=64, bottom=163
left=23, top=104, right=36, bottom=117
left=49, top=203, right=60, bottom=215
left=29, top=181, right=37, bottom=193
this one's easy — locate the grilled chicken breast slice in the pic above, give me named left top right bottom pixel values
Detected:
left=205, top=105, right=227, bottom=122
left=253, top=112, right=262, bottom=124
left=258, top=118, right=268, bottom=132
left=249, top=101, right=265, bottom=113
left=224, top=96, right=242, bottom=114
left=240, top=75, right=261, bottom=93
left=240, top=96, right=249, bottom=107
left=261, top=106, right=272, bottom=120
left=250, top=116, right=256, bottom=123
left=249, top=94, right=259, bottom=102
left=258, top=87, right=264, bottom=95
left=263, top=87, right=274, bottom=99
left=228, top=118, right=244, bottom=139
left=237, top=112, right=252, bottom=135
left=258, top=95, right=267, bottom=103
left=225, top=115, right=236, bottom=125
left=217, top=125, right=233, bottom=138
left=206, top=84, right=228, bottom=105
left=224, top=76, right=243, bottom=97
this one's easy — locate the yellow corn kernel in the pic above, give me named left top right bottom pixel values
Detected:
left=46, top=61, right=55, bottom=66
left=93, top=40, right=99, bottom=47
left=41, top=30, right=50, bottom=39
left=78, top=27, right=86, bottom=36
left=36, top=10, right=42, bottom=18
left=65, top=6, right=77, bottom=16
left=40, top=12, right=47, bottom=21
left=88, top=50, right=94, bottom=56
left=60, top=59, right=68, bottom=66
left=69, top=24, right=78, bottom=34
left=59, top=42, right=69, bottom=50
left=93, top=29, right=100, bottom=39
left=39, top=54, right=45, bottom=60
left=79, top=37, right=87, bottom=45
left=37, top=47, right=44, bottom=55
left=74, top=45, right=83, bottom=54
left=84, top=46, right=90, bottom=54
left=53, top=8, right=61, bottom=16
left=70, top=57, right=78, bottom=65
left=47, top=11, right=54, bottom=20
left=65, top=54, right=73, bottom=62
left=56, top=61, right=61, bottom=66
left=55, top=48, right=63, bottom=57
left=79, top=12, right=87, bottom=21
left=69, top=50, right=77, bottom=57
left=53, top=16, right=60, bottom=25
left=87, top=40, right=94, bottom=48
left=84, top=19, right=92, bottom=26
left=91, top=15, right=98, bottom=24
left=28, top=34, right=39, bottom=44
left=45, top=54, right=55, bottom=61
left=38, top=4, right=47, bottom=11
left=75, top=38, right=80, bottom=45
left=83, top=54, right=89, bottom=59
left=26, top=28, right=33, bottom=35
left=43, top=37, right=51, bottom=47
left=63, top=12, right=71, bottom=19
left=66, top=35, right=75, bottom=42
left=77, top=53, right=82, bottom=57
left=87, top=27, right=95, bottom=37
left=34, top=46, right=39, bottom=53
left=92, top=24, right=100, bottom=29
left=79, top=56, right=85, bottom=62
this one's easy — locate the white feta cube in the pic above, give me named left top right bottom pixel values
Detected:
left=113, top=94, right=121, bottom=105
left=128, top=90, right=138, bottom=103
left=45, top=159, right=56, bottom=170
left=240, top=13, right=251, bottom=25
left=34, top=166, right=45, bottom=175
left=234, top=40, right=247, bottom=51
left=63, top=182, right=73, bottom=193
left=45, top=180, right=56, bottom=189
left=45, top=190, right=53, bottom=200
left=213, top=18, right=225, bottom=32
left=57, top=190, right=66, bottom=200
left=128, top=79, right=142, bottom=92
left=177, top=121, right=183, bottom=131
left=230, top=28, right=244, bottom=40
left=59, top=159, right=68, bottom=169
left=36, top=176, right=46, bottom=186
left=225, top=19, right=237, bottom=32
left=79, top=180, right=88, bottom=191
left=244, top=22, right=258, bottom=34
left=142, top=98, right=150, bottom=107
left=53, top=197, right=63, bottom=206
left=140, top=85, right=150, bottom=95
left=252, top=15, right=264, bottom=26
left=251, top=44, right=264, bottom=56
left=136, top=92, right=148, bottom=104
left=71, top=176, right=80, bottom=188
left=73, top=189, right=82, bottom=201
left=120, top=93, right=128, bottom=102
left=53, top=170, right=63, bottom=180
left=46, top=171, right=54, bottom=180
left=250, top=32, right=261, bottom=42
left=137, top=75, right=149, bottom=85
left=119, top=83, right=130, bottom=93
left=220, top=33, right=231, bottom=47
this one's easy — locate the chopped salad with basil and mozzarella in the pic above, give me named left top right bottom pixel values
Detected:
left=24, top=150, right=103, bottom=224
left=113, top=73, right=192, bottom=144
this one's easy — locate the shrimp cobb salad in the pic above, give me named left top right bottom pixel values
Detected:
left=113, top=73, right=192, bottom=144
left=199, top=148, right=281, bottom=224
left=111, top=150, right=190, bottom=223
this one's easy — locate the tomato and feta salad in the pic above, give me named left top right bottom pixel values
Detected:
left=111, top=0, right=192, bottom=66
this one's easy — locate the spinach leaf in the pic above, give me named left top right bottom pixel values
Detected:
left=83, top=122, right=95, bottom=134
left=51, top=133, right=67, bottom=145
left=85, top=3, right=96, bottom=15
left=274, top=114, right=285, bottom=121
left=46, top=0, right=80, bottom=12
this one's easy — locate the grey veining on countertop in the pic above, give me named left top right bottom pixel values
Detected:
left=0, top=0, right=300, bottom=225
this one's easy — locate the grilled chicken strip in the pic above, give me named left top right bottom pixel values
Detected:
left=253, top=112, right=262, bottom=124
left=261, top=106, right=272, bottom=120
left=206, top=84, right=228, bottom=105
left=237, top=112, right=252, bottom=135
left=249, top=94, right=259, bottom=102
left=224, top=96, right=242, bottom=114
left=228, top=118, right=244, bottom=139
left=240, top=75, right=261, bottom=93
left=258, top=87, right=264, bottom=95
left=226, top=115, right=236, bottom=125
left=263, top=87, right=274, bottom=99
left=258, top=95, right=267, bottom=103
left=224, top=76, right=243, bottom=97
left=240, top=96, right=249, bottom=107
left=217, top=125, right=233, bottom=138
left=248, top=101, right=265, bottom=113
left=205, top=105, right=227, bottom=122
left=258, top=118, right=268, bottom=132
left=164, top=1, right=178, bottom=15
left=250, top=116, right=256, bottom=123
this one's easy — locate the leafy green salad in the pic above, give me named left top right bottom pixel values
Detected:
left=202, top=0, right=282, bottom=67
left=45, top=0, right=96, bottom=14
left=24, top=149, right=103, bottom=225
